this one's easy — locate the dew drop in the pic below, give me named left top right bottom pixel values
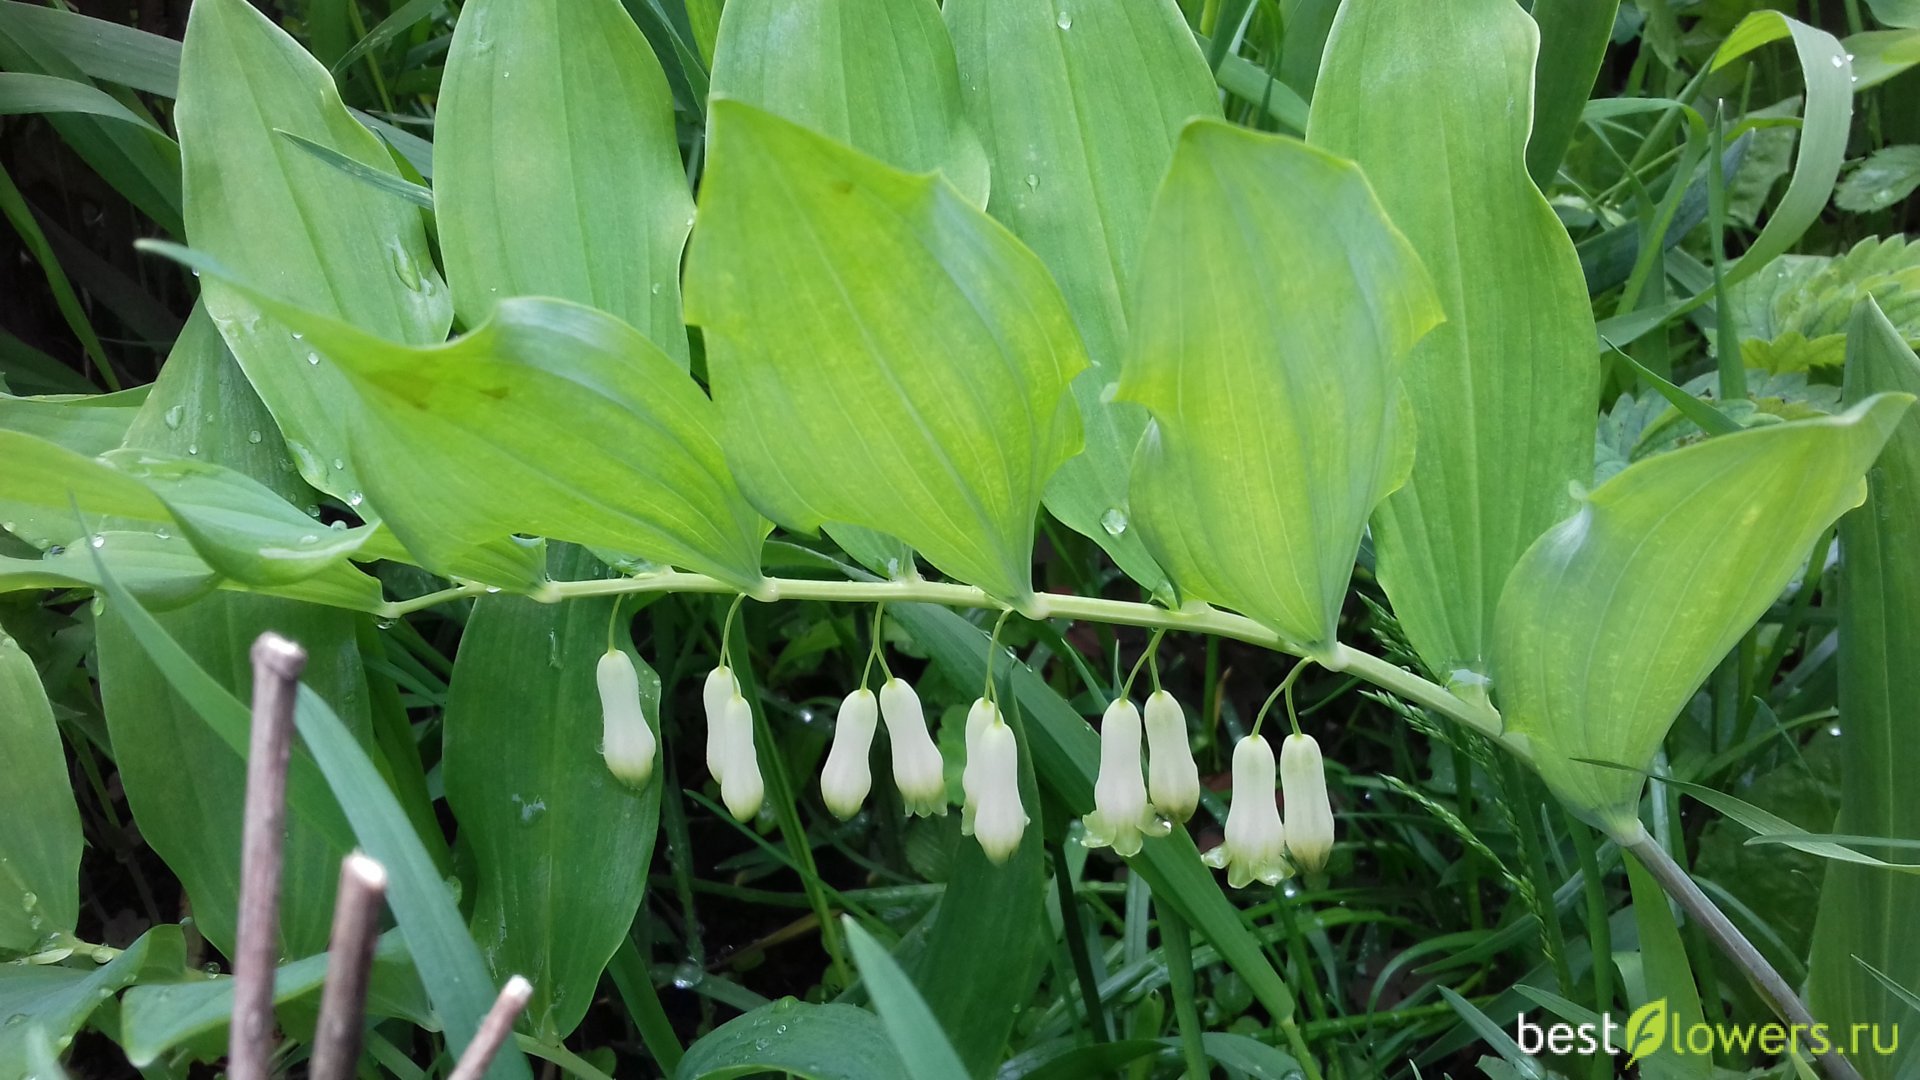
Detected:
left=20, top=892, right=36, bottom=911
left=1099, top=508, right=1128, bottom=536
left=248, top=430, right=263, bottom=444
left=1024, top=173, right=1039, bottom=190
left=187, top=444, right=198, bottom=455
left=1830, top=53, right=1845, bottom=67
left=1057, top=11, right=1071, bottom=28
left=651, top=282, right=663, bottom=295
left=163, top=404, right=185, bottom=430
left=671, top=960, right=704, bottom=989
left=155, top=527, right=171, bottom=540
left=88, top=535, right=105, bottom=550
left=332, top=458, right=346, bottom=471
left=307, top=352, right=321, bottom=366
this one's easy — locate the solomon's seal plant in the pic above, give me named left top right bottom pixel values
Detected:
left=2, top=0, right=1917, bottom=1075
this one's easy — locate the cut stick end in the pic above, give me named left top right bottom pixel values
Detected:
left=251, top=632, right=308, bottom=679
left=341, top=851, right=388, bottom=892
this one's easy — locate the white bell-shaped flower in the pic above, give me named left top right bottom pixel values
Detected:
left=1201, top=735, right=1292, bottom=888
left=971, top=718, right=1027, bottom=864
left=1143, top=690, right=1200, bottom=823
left=597, top=650, right=656, bottom=788
left=1280, top=733, right=1334, bottom=872
left=878, top=678, right=947, bottom=817
left=960, top=697, right=1000, bottom=835
left=821, top=688, right=878, bottom=820
left=718, top=693, right=764, bottom=821
left=703, top=666, right=739, bottom=783
left=1081, top=699, right=1169, bottom=856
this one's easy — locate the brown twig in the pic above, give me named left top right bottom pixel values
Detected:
left=307, top=852, right=388, bottom=1080
left=446, top=976, right=534, bottom=1080
left=228, top=632, right=307, bottom=1080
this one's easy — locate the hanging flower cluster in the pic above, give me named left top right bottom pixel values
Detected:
left=597, top=601, right=1332, bottom=878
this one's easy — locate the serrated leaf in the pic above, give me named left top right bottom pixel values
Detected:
left=1309, top=0, right=1598, bottom=684
left=0, top=630, right=82, bottom=955
left=1119, top=119, right=1439, bottom=652
left=1729, top=238, right=1920, bottom=376
left=683, top=102, right=1083, bottom=606
left=145, top=244, right=769, bottom=593
left=944, top=0, right=1218, bottom=595
left=710, top=0, right=987, bottom=207
left=436, top=0, right=694, bottom=359
left=176, top=0, right=450, bottom=501
left=1491, top=395, right=1913, bottom=831
left=1808, top=300, right=1920, bottom=1078
left=1836, top=146, right=1920, bottom=214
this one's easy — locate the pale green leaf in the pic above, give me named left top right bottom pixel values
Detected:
left=176, top=0, right=451, bottom=502
left=944, top=0, right=1217, bottom=595
left=1309, top=0, right=1598, bottom=686
left=842, top=919, right=970, bottom=1080
left=436, top=0, right=694, bottom=359
left=0, top=926, right=183, bottom=1076
left=144, top=243, right=769, bottom=593
left=1835, top=145, right=1920, bottom=213
left=443, top=547, right=662, bottom=1039
left=1809, top=299, right=1920, bottom=1078
left=675, top=1000, right=909, bottom=1080
left=710, top=0, right=987, bottom=206
left=0, top=630, right=82, bottom=955
left=0, top=385, right=148, bottom=456
left=1490, top=395, right=1913, bottom=830
left=683, top=102, right=1084, bottom=606
left=1119, top=119, right=1440, bottom=653
left=0, top=70, right=163, bottom=133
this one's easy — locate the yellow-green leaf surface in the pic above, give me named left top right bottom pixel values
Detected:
left=945, top=0, right=1217, bottom=596
left=152, top=246, right=768, bottom=592
left=683, top=102, right=1084, bottom=606
left=1809, top=301, right=1920, bottom=1080
left=1118, top=120, right=1440, bottom=653
left=0, top=630, right=82, bottom=954
left=710, top=0, right=988, bottom=206
left=1309, top=0, right=1598, bottom=688
left=443, top=548, right=661, bottom=1039
left=1490, top=395, right=1913, bottom=832
left=176, top=0, right=450, bottom=502
left=435, top=0, right=694, bottom=360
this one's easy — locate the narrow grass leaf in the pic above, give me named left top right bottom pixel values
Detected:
left=0, top=628, right=83, bottom=954
left=842, top=919, right=971, bottom=1080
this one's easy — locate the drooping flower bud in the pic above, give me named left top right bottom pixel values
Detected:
left=878, top=678, right=947, bottom=817
left=703, top=666, right=739, bottom=783
left=1201, top=735, right=1292, bottom=888
left=1280, top=733, right=1334, bottom=872
left=971, top=718, right=1027, bottom=864
left=1143, top=690, right=1199, bottom=823
left=719, top=693, right=764, bottom=821
left=597, top=650, right=656, bottom=788
left=960, top=697, right=1000, bottom=835
left=821, top=688, right=878, bottom=820
left=1081, top=699, right=1170, bottom=857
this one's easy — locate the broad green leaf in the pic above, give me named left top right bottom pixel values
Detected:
left=1490, top=395, right=1913, bottom=831
left=292, top=681, right=533, bottom=1080
left=120, top=937, right=432, bottom=1066
left=0, top=630, right=82, bottom=955
left=1834, top=145, right=1920, bottom=213
left=436, top=0, right=694, bottom=359
left=176, top=0, right=450, bottom=502
left=443, top=547, right=662, bottom=1039
left=842, top=919, right=971, bottom=1080
left=684, top=102, right=1084, bottom=606
left=0, top=925, right=183, bottom=1076
left=1310, top=0, right=1598, bottom=686
left=1809, top=300, right=1920, bottom=1080
left=675, top=1000, right=909, bottom=1080
left=93, top=315, right=365, bottom=958
left=0, top=531, right=386, bottom=614
left=710, top=0, right=987, bottom=206
left=1118, top=119, right=1440, bottom=653
left=145, top=246, right=769, bottom=592
left=944, top=0, right=1217, bottom=595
